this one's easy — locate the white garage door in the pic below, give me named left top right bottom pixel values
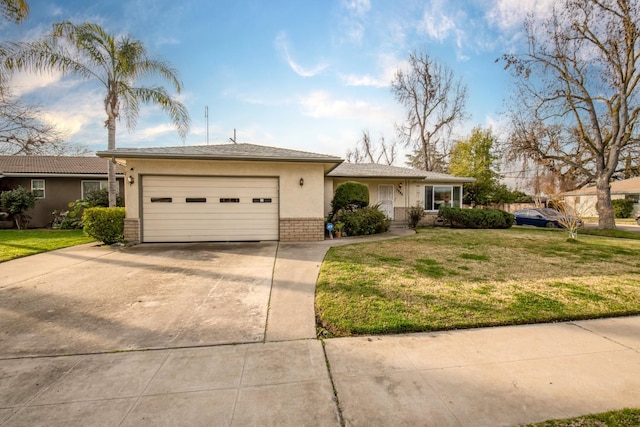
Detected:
left=142, top=175, right=279, bottom=242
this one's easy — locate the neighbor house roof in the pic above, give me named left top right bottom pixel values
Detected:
left=0, top=155, right=123, bottom=178
left=562, top=176, right=640, bottom=196
left=327, top=162, right=475, bottom=182
left=97, top=143, right=344, bottom=164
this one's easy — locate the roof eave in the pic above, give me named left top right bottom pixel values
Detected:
left=96, top=151, right=343, bottom=163
left=422, top=177, right=476, bottom=183
left=0, top=172, right=123, bottom=178
left=328, top=174, right=427, bottom=179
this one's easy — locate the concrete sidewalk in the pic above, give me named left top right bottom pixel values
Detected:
left=3, top=317, right=639, bottom=426
left=2, top=229, right=640, bottom=426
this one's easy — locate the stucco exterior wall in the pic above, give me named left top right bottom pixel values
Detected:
left=564, top=194, right=640, bottom=217
left=325, top=179, right=464, bottom=213
left=0, top=177, right=124, bottom=228
left=326, top=178, right=414, bottom=214
left=121, top=158, right=327, bottom=241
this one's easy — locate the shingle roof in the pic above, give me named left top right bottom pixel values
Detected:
left=327, top=162, right=475, bottom=182
left=563, top=176, right=640, bottom=196
left=0, top=156, right=122, bottom=175
left=97, top=143, right=343, bottom=163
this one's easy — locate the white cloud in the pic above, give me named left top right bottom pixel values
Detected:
left=340, top=54, right=407, bottom=88
left=138, top=123, right=177, bottom=139
left=416, top=1, right=470, bottom=51
left=421, top=2, right=457, bottom=42
left=9, top=71, right=65, bottom=97
left=299, top=90, right=388, bottom=122
left=274, top=32, right=328, bottom=78
left=337, top=0, right=372, bottom=44
left=342, top=0, right=371, bottom=17
left=486, top=0, right=556, bottom=31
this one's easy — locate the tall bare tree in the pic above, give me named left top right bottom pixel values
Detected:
left=345, top=130, right=397, bottom=165
left=501, top=0, right=640, bottom=229
left=0, top=84, right=91, bottom=155
left=4, top=21, right=190, bottom=206
left=391, top=51, right=467, bottom=172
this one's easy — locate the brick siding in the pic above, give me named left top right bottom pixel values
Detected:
left=124, top=218, right=140, bottom=244
left=279, top=217, right=324, bottom=242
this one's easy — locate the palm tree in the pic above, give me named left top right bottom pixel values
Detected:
left=1, top=0, right=28, bottom=23
left=4, top=21, right=190, bottom=206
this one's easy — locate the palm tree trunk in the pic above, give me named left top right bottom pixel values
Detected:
left=107, top=115, right=117, bottom=208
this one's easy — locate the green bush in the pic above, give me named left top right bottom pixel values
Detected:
left=612, top=198, right=634, bottom=218
left=82, top=207, right=125, bottom=244
left=439, top=206, right=513, bottom=229
left=331, top=181, right=369, bottom=213
left=337, top=205, right=390, bottom=236
left=1, top=187, right=36, bottom=229
left=59, top=189, right=124, bottom=230
left=84, top=188, right=124, bottom=208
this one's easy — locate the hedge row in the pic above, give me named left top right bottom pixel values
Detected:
left=337, top=206, right=390, bottom=236
left=438, top=206, right=514, bottom=229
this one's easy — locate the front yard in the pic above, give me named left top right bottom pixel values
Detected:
left=0, top=229, right=95, bottom=262
left=316, top=227, right=640, bottom=336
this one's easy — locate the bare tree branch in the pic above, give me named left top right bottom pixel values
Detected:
left=0, top=86, right=88, bottom=155
left=345, top=130, right=397, bottom=165
left=391, top=51, right=468, bottom=172
left=501, top=0, right=640, bottom=228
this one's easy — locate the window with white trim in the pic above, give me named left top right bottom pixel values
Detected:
left=81, top=180, right=116, bottom=198
left=424, top=185, right=462, bottom=210
left=31, top=179, right=45, bottom=199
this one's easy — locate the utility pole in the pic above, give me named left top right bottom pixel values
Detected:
left=205, top=106, right=209, bottom=145
left=230, top=128, right=237, bottom=144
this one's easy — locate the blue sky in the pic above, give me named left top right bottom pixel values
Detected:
left=1, top=0, right=554, bottom=163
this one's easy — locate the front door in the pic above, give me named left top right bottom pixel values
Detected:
left=378, top=184, right=394, bottom=219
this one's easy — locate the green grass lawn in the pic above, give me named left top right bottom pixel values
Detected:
left=524, top=408, right=640, bottom=426
left=0, top=229, right=96, bottom=262
left=581, top=228, right=640, bottom=240
left=316, top=227, right=640, bottom=336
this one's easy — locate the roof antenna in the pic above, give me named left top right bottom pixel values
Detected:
left=205, top=106, right=209, bottom=145
left=229, top=128, right=237, bottom=144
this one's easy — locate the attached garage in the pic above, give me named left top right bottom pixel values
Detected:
left=142, top=175, right=279, bottom=242
left=97, top=143, right=342, bottom=243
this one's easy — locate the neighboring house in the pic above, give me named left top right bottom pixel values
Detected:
left=561, top=177, right=640, bottom=217
left=0, top=156, right=124, bottom=228
left=97, top=143, right=473, bottom=243
left=325, top=163, right=475, bottom=224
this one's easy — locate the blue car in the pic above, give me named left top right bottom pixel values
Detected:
left=513, top=208, right=583, bottom=228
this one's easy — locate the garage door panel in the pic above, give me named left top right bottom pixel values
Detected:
left=144, top=218, right=278, bottom=228
left=142, top=176, right=279, bottom=242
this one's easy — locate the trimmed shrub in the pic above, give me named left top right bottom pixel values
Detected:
left=407, top=204, right=425, bottom=228
left=60, top=189, right=125, bottom=230
left=82, top=207, right=125, bottom=244
left=331, top=181, right=369, bottom=213
left=0, top=187, right=36, bottom=229
left=337, top=205, right=390, bottom=236
left=612, top=198, right=634, bottom=218
left=439, top=206, right=513, bottom=229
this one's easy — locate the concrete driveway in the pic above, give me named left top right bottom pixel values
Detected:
left=0, top=242, right=277, bottom=358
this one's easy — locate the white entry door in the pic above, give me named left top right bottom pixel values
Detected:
left=378, top=184, right=394, bottom=219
